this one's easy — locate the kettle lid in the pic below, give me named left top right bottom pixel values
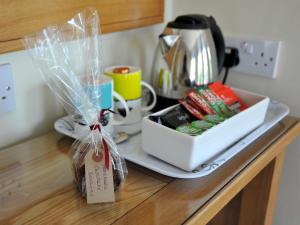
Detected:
left=167, top=14, right=210, bottom=29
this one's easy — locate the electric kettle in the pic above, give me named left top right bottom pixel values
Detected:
left=151, top=14, right=225, bottom=111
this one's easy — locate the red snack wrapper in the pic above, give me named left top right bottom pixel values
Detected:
left=208, top=82, right=248, bottom=111
left=178, top=98, right=205, bottom=120
left=187, top=90, right=214, bottom=115
left=186, top=98, right=202, bottom=112
left=199, top=88, right=234, bottom=117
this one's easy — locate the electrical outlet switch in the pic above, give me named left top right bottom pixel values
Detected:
left=0, top=63, right=16, bottom=114
left=225, top=37, right=281, bottom=78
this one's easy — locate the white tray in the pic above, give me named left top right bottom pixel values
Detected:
left=55, top=100, right=289, bottom=178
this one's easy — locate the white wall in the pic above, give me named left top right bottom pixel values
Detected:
left=172, top=0, right=300, bottom=224
left=0, top=51, right=65, bottom=149
left=0, top=0, right=173, bottom=149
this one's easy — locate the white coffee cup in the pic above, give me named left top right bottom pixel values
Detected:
left=114, top=93, right=157, bottom=134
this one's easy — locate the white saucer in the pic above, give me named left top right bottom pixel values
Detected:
left=114, top=121, right=142, bottom=135
left=54, top=116, right=142, bottom=139
left=54, top=101, right=289, bottom=178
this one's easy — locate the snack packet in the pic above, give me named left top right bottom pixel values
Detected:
left=176, top=124, right=202, bottom=136
left=197, top=88, right=234, bottom=117
left=179, top=98, right=205, bottom=120
left=208, top=82, right=248, bottom=111
left=204, top=114, right=225, bottom=124
left=186, top=90, right=215, bottom=115
left=191, top=120, right=215, bottom=130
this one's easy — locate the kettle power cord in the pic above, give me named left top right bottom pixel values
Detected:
left=222, top=47, right=240, bottom=84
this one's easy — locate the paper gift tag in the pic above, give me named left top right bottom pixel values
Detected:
left=85, top=147, right=115, bottom=203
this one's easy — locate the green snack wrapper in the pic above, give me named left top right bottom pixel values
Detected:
left=176, top=124, right=202, bottom=136
left=204, top=114, right=225, bottom=124
left=191, top=120, right=215, bottom=130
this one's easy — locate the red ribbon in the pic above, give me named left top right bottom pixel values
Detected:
left=89, top=110, right=110, bottom=170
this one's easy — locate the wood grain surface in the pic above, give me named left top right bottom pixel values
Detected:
left=0, top=116, right=299, bottom=225
left=0, top=0, right=164, bottom=54
left=0, top=133, right=170, bottom=224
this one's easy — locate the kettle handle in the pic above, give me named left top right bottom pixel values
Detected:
left=207, top=16, right=225, bottom=73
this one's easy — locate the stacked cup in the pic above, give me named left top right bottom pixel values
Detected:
left=105, top=66, right=157, bottom=134
left=73, top=75, right=129, bottom=138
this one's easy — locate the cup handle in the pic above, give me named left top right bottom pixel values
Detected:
left=141, top=81, right=157, bottom=112
left=110, top=91, right=129, bottom=125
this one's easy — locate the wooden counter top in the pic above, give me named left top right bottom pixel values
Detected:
left=1, top=116, right=300, bottom=225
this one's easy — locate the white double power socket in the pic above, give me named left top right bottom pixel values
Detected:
left=0, top=63, right=16, bottom=115
left=225, top=36, right=281, bottom=78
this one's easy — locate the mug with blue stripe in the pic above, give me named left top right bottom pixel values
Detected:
left=81, top=75, right=129, bottom=126
left=83, top=75, right=113, bottom=110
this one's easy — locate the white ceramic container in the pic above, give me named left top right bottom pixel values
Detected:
left=142, top=88, right=270, bottom=171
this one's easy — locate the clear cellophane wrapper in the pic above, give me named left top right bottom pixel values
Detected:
left=22, top=8, right=127, bottom=199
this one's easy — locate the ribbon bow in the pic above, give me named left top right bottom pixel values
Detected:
left=89, top=110, right=110, bottom=170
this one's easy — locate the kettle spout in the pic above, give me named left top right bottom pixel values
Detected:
left=158, top=34, right=180, bottom=56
